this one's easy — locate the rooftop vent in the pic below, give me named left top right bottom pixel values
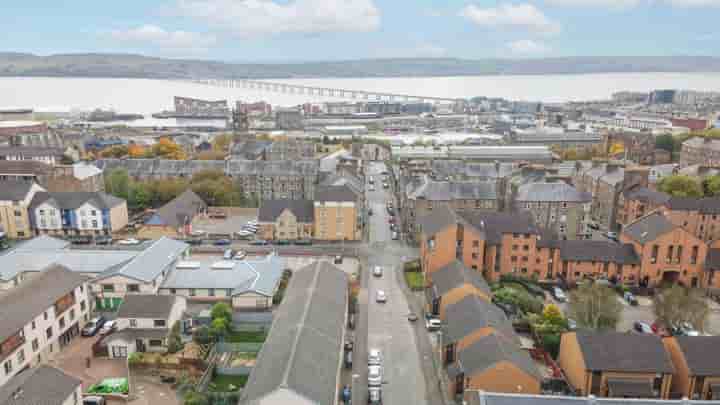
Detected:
left=176, top=261, right=201, bottom=269
left=212, top=261, right=236, bottom=270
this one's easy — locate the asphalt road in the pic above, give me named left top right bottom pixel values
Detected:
left=362, top=162, right=428, bottom=405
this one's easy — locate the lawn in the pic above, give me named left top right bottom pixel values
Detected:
left=404, top=271, right=424, bottom=290
left=210, top=374, right=248, bottom=392
left=225, top=330, right=268, bottom=343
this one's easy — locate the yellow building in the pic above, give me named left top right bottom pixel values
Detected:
left=0, top=180, right=45, bottom=239
left=314, top=185, right=361, bottom=241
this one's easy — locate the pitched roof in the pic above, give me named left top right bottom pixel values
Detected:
left=314, top=185, right=356, bottom=202
left=147, top=189, right=206, bottom=228
left=573, top=331, right=675, bottom=373
left=623, top=186, right=670, bottom=205
left=622, top=212, right=678, bottom=244
left=29, top=191, right=125, bottom=211
left=417, top=204, right=458, bottom=237
left=515, top=182, right=591, bottom=203
left=96, top=237, right=188, bottom=282
left=0, top=265, right=88, bottom=343
left=241, top=261, right=348, bottom=405
left=456, top=210, right=539, bottom=245
left=673, top=336, right=720, bottom=376
left=455, top=332, right=542, bottom=382
left=116, top=295, right=179, bottom=319
left=407, top=176, right=498, bottom=201
left=558, top=241, right=640, bottom=265
left=0, top=160, right=52, bottom=175
left=466, top=390, right=716, bottom=405
left=431, top=260, right=491, bottom=298
left=665, top=197, right=720, bottom=214
left=443, top=295, right=509, bottom=344
left=258, top=200, right=314, bottom=223
left=0, top=180, right=37, bottom=201
left=0, top=366, right=81, bottom=405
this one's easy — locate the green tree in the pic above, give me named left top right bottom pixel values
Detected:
left=183, top=390, right=209, bottom=405
left=653, top=285, right=709, bottom=332
left=657, top=175, right=703, bottom=198
left=128, top=182, right=152, bottom=211
left=210, top=317, right=229, bottom=339
left=167, top=321, right=184, bottom=354
left=542, top=304, right=565, bottom=326
left=704, top=175, right=720, bottom=197
left=211, top=302, right=232, bottom=324
left=655, top=134, right=675, bottom=153
left=567, top=283, right=622, bottom=331
left=105, top=169, right=130, bottom=201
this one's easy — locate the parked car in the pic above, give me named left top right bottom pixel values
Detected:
left=81, top=316, right=107, bottom=337
left=95, top=235, right=112, bottom=245
left=567, top=318, right=578, bottom=331
left=223, top=249, right=234, bottom=260
left=342, top=385, right=352, bottom=404
left=382, top=182, right=389, bottom=189
left=553, top=287, right=567, bottom=302
left=83, top=396, right=106, bottom=405
left=373, top=266, right=383, bottom=277
left=368, top=208, right=373, bottom=216
left=274, top=239, right=291, bottom=245
left=368, top=348, right=382, bottom=365
left=294, top=239, right=313, bottom=246
left=368, top=365, right=383, bottom=386
left=233, top=250, right=247, bottom=260
left=99, top=320, right=117, bottom=336
left=250, top=239, right=269, bottom=246
left=634, top=321, right=654, bottom=334
left=236, top=230, right=253, bottom=238
left=334, top=255, right=343, bottom=264
left=186, top=238, right=204, bottom=245
left=375, top=290, right=387, bottom=303
left=624, top=291, right=638, bottom=306
left=388, top=216, right=395, bottom=224
left=190, top=230, right=207, bottom=237
left=369, top=185, right=375, bottom=192
left=344, top=349, right=353, bottom=369
left=368, top=386, right=383, bottom=405
left=392, top=231, right=399, bottom=240
left=605, top=231, right=619, bottom=241
left=426, top=318, right=441, bottom=331
left=368, top=177, right=374, bottom=185
left=408, top=313, right=418, bottom=322
left=214, top=239, right=232, bottom=246
left=117, top=238, right=141, bottom=245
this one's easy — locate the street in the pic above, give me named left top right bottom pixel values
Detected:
left=355, top=161, right=429, bottom=405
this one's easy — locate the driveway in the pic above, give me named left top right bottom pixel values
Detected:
left=49, top=334, right=127, bottom=391
left=126, top=373, right=180, bottom=405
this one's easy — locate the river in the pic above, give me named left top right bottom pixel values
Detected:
left=1, top=73, right=720, bottom=116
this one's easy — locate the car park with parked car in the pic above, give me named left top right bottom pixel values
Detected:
left=373, top=266, right=383, bottom=277
left=634, top=321, right=654, bottom=334
left=553, top=287, right=567, bottom=302
left=81, top=316, right=107, bottom=337
left=375, top=290, right=387, bottom=303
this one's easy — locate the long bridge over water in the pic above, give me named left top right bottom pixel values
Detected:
left=186, top=78, right=464, bottom=105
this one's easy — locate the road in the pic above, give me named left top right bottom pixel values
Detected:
left=358, top=161, right=428, bottom=405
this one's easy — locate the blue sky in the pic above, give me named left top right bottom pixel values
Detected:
left=2, top=0, right=719, bottom=61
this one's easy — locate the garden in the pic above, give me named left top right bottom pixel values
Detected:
left=403, top=259, right=425, bottom=291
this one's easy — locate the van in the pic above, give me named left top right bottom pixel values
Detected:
left=223, top=249, right=234, bottom=260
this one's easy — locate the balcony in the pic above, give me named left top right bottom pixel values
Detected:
left=0, top=331, right=26, bottom=363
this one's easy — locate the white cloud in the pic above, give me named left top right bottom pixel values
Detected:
left=666, top=0, right=720, bottom=6
left=507, top=39, right=551, bottom=55
left=110, top=25, right=217, bottom=49
left=544, top=0, right=641, bottom=8
left=461, top=3, right=561, bottom=34
left=175, top=0, right=381, bottom=36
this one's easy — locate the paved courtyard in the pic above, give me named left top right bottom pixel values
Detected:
left=49, top=334, right=127, bottom=391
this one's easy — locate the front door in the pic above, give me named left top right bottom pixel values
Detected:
left=136, top=339, right=146, bottom=353
left=455, top=373, right=465, bottom=395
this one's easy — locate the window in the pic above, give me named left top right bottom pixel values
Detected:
left=208, top=288, right=215, bottom=297
left=4, top=360, right=12, bottom=376
left=523, top=245, right=529, bottom=251
left=46, top=326, right=53, bottom=339
left=511, top=256, right=517, bottom=262
left=14, top=210, right=21, bottom=217
left=127, top=284, right=140, bottom=293
left=472, top=240, right=479, bottom=248
left=91, top=210, right=97, bottom=216
left=43, top=311, right=48, bottom=320
left=92, top=220, right=98, bottom=228
left=512, top=244, right=518, bottom=251
left=102, top=284, right=115, bottom=293
left=651, top=245, right=659, bottom=263
left=32, top=339, right=39, bottom=352
left=471, top=253, right=478, bottom=259
left=17, top=350, right=25, bottom=364
left=70, top=309, right=75, bottom=321
left=130, top=319, right=137, bottom=327
left=691, top=246, right=699, bottom=264
left=676, top=246, right=683, bottom=263
left=149, top=339, right=163, bottom=347
left=226, top=289, right=233, bottom=296
left=189, top=289, right=196, bottom=296
left=80, top=301, right=86, bottom=311
left=59, top=317, right=65, bottom=329
left=31, top=320, right=36, bottom=330
left=667, top=246, right=674, bottom=264
left=169, top=288, right=176, bottom=295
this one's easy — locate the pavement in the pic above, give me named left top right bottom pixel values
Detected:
left=351, top=161, right=432, bottom=405
left=48, top=334, right=127, bottom=392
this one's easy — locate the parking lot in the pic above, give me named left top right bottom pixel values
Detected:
left=48, top=334, right=127, bottom=392
left=191, top=209, right=258, bottom=236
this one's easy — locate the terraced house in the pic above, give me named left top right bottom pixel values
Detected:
left=0, top=180, right=45, bottom=239
left=28, top=191, right=128, bottom=236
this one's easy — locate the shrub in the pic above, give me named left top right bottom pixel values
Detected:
left=493, top=287, right=544, bottom=315
left=167, top=321, right=184, bottom=354
left=403, top=260, right=421, bottom=273
left=128, top=352, right=144, bottom=367
left=499, top=274, right=546, bottom=297
left=193, top=325, right=212, bottom=346
left=541, top=333, right=561, bottom=359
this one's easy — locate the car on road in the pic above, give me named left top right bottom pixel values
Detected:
left=553, top=287, right=567, bottom=302
left=233, top=250, right=247, bottom=260
left=250, top=239, right=269, bottom=246
left=634, top=321, right=654, bottom=334
left=368, top=208, right=373, bottom=216
left=369, top=185, right=375, bottom=192
left=368, top=386, right=383, bottom=405
left=215, top=239, right=232, bottom=246
left=373, top=266, right=383, bottom=277
left=368, top=348, right=382, bottom=365
left=344, top=349, right=353, bottom=369
left=408, top=313, right=418, bottom=322
left=368, top=365, right=383, bottom=386
left=341, top=385, right=352, bottom=404
left=117, top=238, right=141, bottom=245
left=191, top=230, right=207, bottom=237
left=375, top=290, right=387, bottom=303
left=294, top=239, right=313, bottom=246
left=623, top=291, right=638, bottom=306
left=83, top=396, right=106, bottom=405
left=99, top=320, right=117, bottom=336
left=186, top=238, right=204, bottom=245
left=391, top=231, right=399, bottom=240
left=236, top=230, right=253, bottom=238
left=426, top=318, right=441, bottom=331
left=567, top=318, right=578, bottom=331
left=82, top=316, right=107, bottom=337
left=605, top=231, right=619, bottom=241
left=95, top=235, right=112, bottom=245
left=223, top=249, right=234, bottom=259
left=274, top=239, right=291, bottom=245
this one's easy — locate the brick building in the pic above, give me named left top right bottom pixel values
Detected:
left=681, top=137, right=720, bottom=167
left=618, top=186, right=670, bottom=227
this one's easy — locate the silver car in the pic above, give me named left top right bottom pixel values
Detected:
left=368, top=365, right=383, bottom=386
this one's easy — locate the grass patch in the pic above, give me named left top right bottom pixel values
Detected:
left=404, top=271, right=424, bottom=290
left=235, top=352, right=257, bottom=360
left=209, top=374, right=248, bottom=392
left=225, top=330, right=268, bottom=343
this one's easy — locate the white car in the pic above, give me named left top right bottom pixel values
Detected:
left=247, top=220, right=258, bottom=226
left=236, top=230, right=253, bottom=237
left=553, top=287, right=567, bottom=302
left=368, top=365, right=383, bottom=386
left=426, top=318, right=441, bottom=331
left=376, top=290, right=387, bottom=303
left=233, top=250, right=247, bottom=260
left=117, top=238, right=141, bottom=245
left=372, top=266, right=383, bottom=277
left=99, top=320, right=117, bottom=336
left=190, top=230, right=206, bottom=237
left=368, top=348, right=382, bottom=365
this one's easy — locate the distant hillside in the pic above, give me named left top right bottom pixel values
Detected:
left=1, top=53, right=720, bottom=79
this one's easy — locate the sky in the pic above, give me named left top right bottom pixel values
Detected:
left=2, top=0, right=720, bottom=61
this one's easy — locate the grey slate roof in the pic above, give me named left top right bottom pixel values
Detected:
left=574, top=331, right=675, bottom=373
left=683, top=136, right=720, bottom=151
left=107, top=328, right=170, bottom=341
left=0, top=265, right=88, bottom=343
left=665, top=197, right=720, bottom=214
left=258, top=200, right=314, bottom=223
left=230, top=140, right=272, bottom=159
left=516, top=182, right=591, bottom=203
left=623, top=186, right=670, bottom=205
left=0, top=146, right=65, bottom=157
left=622, top=212, right=677, bottom=244
left=241, top=261, right=348, bottom=405
left=417, top=204, right=458, bottom=236
left=116, top=295, right=178, bottom=319
left=29, top=191, right=125, bottom=211
left=454, top=332, right=542, bottom=381
left=226, top=159, right=318, bottom=177
left=431, top=260, right=491, bottom=298
left=674, top=336, right=720, bottom=376
left=96, top=237, right=188, bottom=282
left=465, top=391, right=718, bottom=405
left=314, top=185, right=356, bottom=202
left=318, top=172, right=363, bottom=196
left=430, top=160, right=514, bottom=180
left=162, top=253, right=285, bottom=297
left=147, top=189, right=207, bottom=228
left=0, top=180, right=37, bottom=201
left=456, top=210, right=539, bottom=245
left=407, top=176, right=498, bottom=201
left=0, top=160, right=53, bottom=175
left=443, top=295, right=509, bottom=344
left=558, top=241, right=640, bottom=265
left=0, top=366, right=81, bottom=405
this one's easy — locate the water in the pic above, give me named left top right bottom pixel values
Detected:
left=1, top=73, right=720, bottom=116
